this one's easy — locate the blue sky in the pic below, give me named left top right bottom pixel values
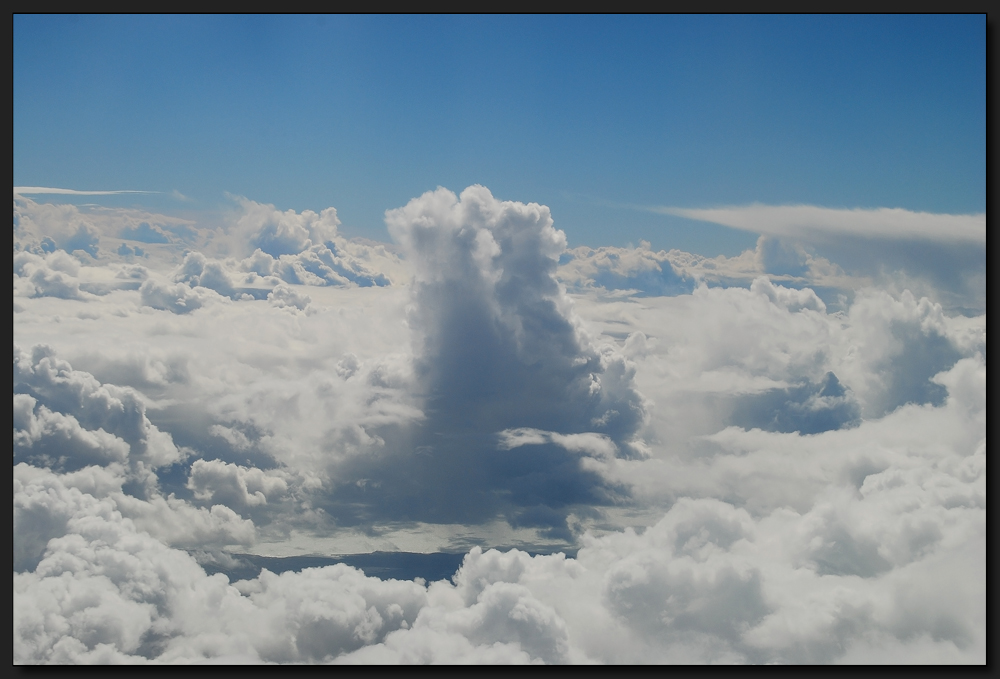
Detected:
left=14, top=14, right=984, bottom=256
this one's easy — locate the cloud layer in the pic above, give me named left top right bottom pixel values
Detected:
left=13, top=188, right=985, bottom=663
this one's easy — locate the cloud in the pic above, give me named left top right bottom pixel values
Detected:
left=14, top=251, right=87, bottom=299
left=187, top=459, right=289, bottom=513
left=215, top=197, right=395, bottom=287
left=267, top=284, right=312, bottom=312
left=14, top=193, right=200, bottom=262
left=14, top=345, right=184, bottom=470
left=497, top=429, right=619, bottom=461
left=312, top=186, right=648, bottom=538
left=120, top=222, right=172, bottom=244
left=14, top=393, right=131, bottom=470
left=14, top=187, right=159, bottom=196
left=139, top=278, right=215, bottom=314
left=660, top=204, right=984, bottom=245
left=174, top=252, right=238, bottom=298
left=388, top=186, right=645, bottom=442
left=202, top=198, right=400, bottom=290
left=16, top=401, right=984, bottom=663
left=12, top=193, right=401, bottom=303
left=222, top=195, right=342, bottom=257
left=728, top=370, right=861, bottom=435
left=650, top=204, right=985, bottom=313
left=558, top=241, right=696, bottom=297
left=12, top=188, right=985, bottom=663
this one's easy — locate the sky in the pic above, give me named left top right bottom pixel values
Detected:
left=13, top=15, right=985, bottom=664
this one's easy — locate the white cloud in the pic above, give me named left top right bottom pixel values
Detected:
left=498, top=428, right=619, bottom=462
left=12, top=188, right=985, bottom=664
left=14, top=393, right=131, bottom=469
left=139, top=278, right=215, bottom=313
left=187, top=459, right=289, bottom=511
left=267, top=283, right=312, bottom=312
left=211, top=197, right=398, bottom=288
left=14, top=345, right=184, bottom=469
left=14, top=187, right=159, bottom=196
left=640, top=205, right=986, bottom=314
left=558, top=241, right=696, bottom=297
left=660, top=204, right=984, bottom=245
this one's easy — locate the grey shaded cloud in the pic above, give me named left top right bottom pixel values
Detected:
left=117, top=243, right=146, bottom=258
left=729, top=372, right=861, bottom=435
left=120, top=222, right=172, bottom=244
left=315, top=187, right=647, bottom=538
left=389, top=186, right=645, bottom=443
left=14, top=393, right=131, bottom=471
left=14, top=345, right=184, bottom=471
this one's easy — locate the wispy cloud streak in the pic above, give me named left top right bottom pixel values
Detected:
left=656, top=204, right=984, bottom=244
left=14, top=186, right=158, bottom=196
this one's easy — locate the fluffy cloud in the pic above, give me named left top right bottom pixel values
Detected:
left=16, top=402, right=984, bottom=663
left=215, top=197, right=396, bottom=288
left=14, top=251, right=87, bottom=299
left=139, top=278, right=216, bottom=314
left=187, top=459, right=289, bottom=513
left=558, top=241, right=696, bottom=297
left=13, top=191, right=401, bottom=292
left=12, top=188, right=985, bottom=664
left=14, top=393, right=131, bottom=470
left=14, top=345, right=184, bottom=470
left=14, top=192, right=198, bottom=259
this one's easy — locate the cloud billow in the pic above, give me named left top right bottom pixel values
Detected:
left=14, top=345, right=183, bottom=473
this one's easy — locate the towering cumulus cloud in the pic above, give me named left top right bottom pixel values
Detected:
left=389, top=186, right=643, bottom=440
left=326, top=187, right=646, bottom=537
